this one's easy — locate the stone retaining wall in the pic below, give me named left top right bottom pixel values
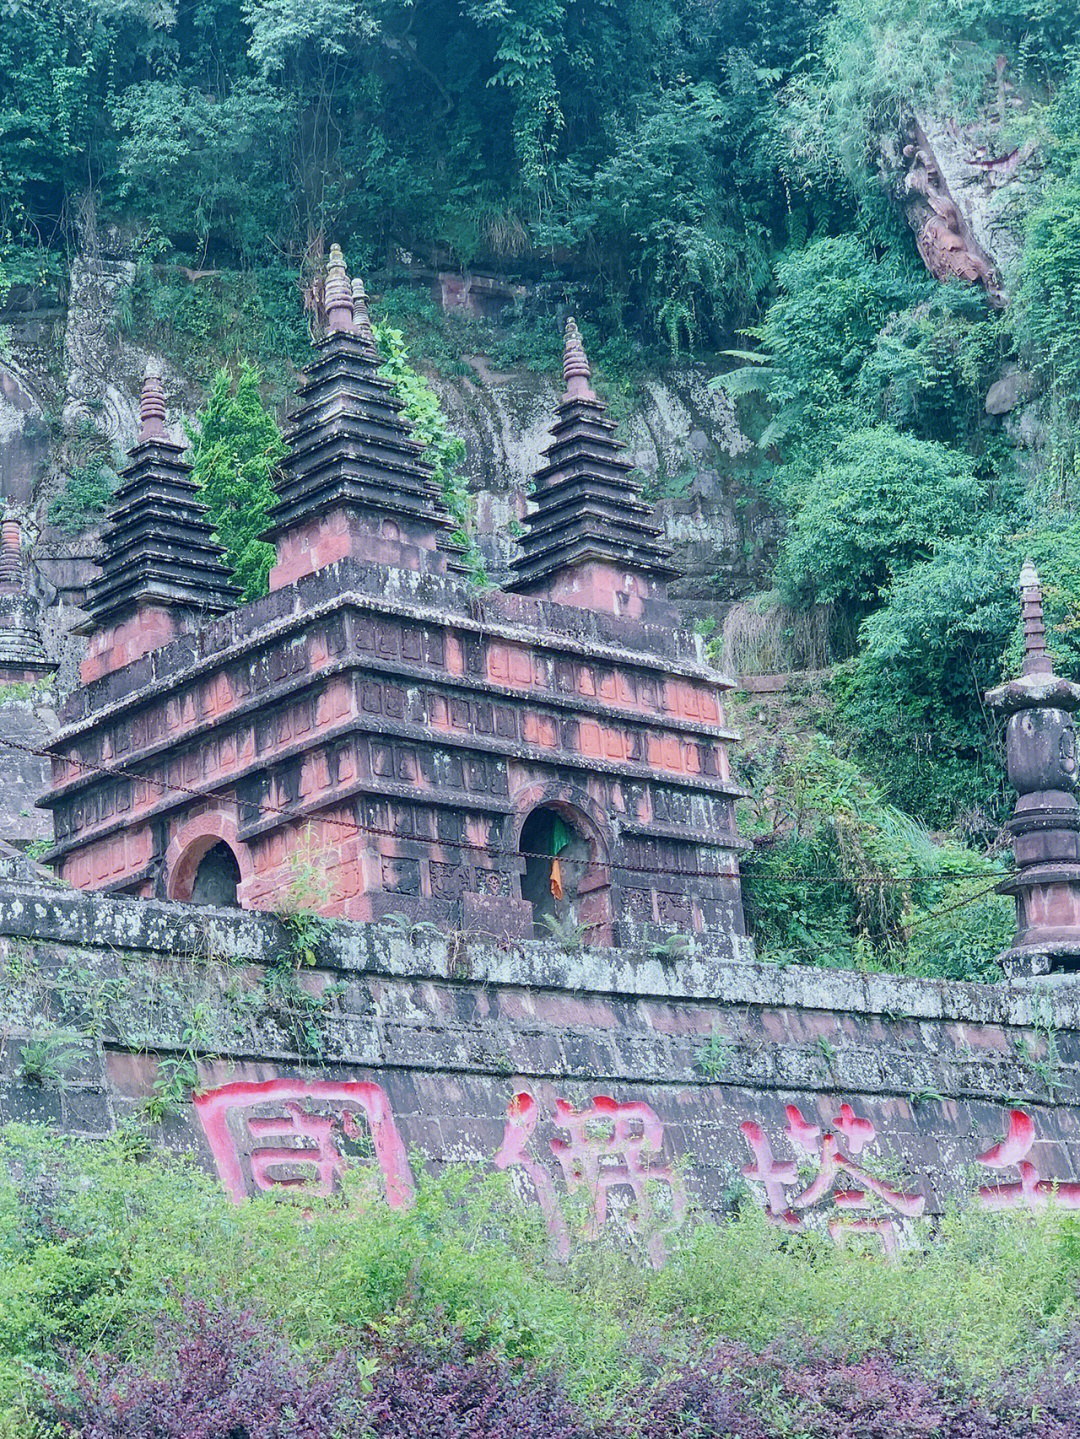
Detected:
left=3, top=868, right=1080, bottom=1253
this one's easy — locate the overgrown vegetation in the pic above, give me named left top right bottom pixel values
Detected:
left=372, top=318, right=489, bottom=585
left=736, top=729, right=1012, bottom=979
left=188, top=361, right=284, bottom=601
left=47, top=419, right=121, bottom=534
left=7, top=1126, right=1080, bottom=1435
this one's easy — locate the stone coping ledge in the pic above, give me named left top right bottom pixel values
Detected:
left=2, top=876, right=1079, bottom=1024
left=59, top=557, right=735, bottom=730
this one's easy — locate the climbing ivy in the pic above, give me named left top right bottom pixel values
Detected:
left=372, top=319, right=489, bottom=587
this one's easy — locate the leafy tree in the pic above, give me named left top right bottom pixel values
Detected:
left=776, top=425, right=990, bottom=613
left=718, top=234, right=930, bottom=451
left=188, top=362, right=284, bottom=600
left=1014, top=178, right=1080, bottom=504
left=838, top=521, right=1080, bottom=825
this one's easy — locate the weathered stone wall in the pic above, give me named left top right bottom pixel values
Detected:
left=0, top=694, right=55, bottom=846
left=4, top=869, right=1080, bottom=1250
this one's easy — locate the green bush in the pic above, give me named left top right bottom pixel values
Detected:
left=5, top=1121, right=1080, bottom=1433
left=47, top=457, right=119, bottom=534
left=188, top=361, right=285, bottom=601
left=775, top=425, right=990, bottom=613
left=839, top=521, right=1080, bottom=826
left=737, top=736, right=1011, bottom=976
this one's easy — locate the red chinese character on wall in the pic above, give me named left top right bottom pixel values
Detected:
left=741, top=1103, right=925, bottom=1254
left=494, top=1091, right=687, bottom=1266
left=978, top=1109, right=1080, bottom=1210
left=193, top=1077, right=415, bottom=1208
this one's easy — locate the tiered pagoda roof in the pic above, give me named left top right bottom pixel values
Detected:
left=0, top=518, right=51, bottom=679
left=509, top=318, right=678, bottom=592
left=265, top=245, right=458, bottom=560
left=82, top=371, right=239, bottom=629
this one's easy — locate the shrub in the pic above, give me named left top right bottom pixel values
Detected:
left=775, top=425, right=989, bottom=613
left=49, top=1303, right=1080, bottom=1438
left=48, top=458, right=119, bottom=534
left=839, top=520, right=1080, bottom=826
left=736, top=735, right=1011, bottom=976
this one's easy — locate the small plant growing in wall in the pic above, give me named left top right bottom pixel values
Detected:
left=539, top=913, right=588, bottom=954
left=17, top=1029, right=84, bottom=1087
left=816, top=1035, right=837, bottom=1069
left=651, top=933, right=693, bottom=961
left=697, top=1026, right=733, bottom=1080
left=274, top=831, right=335, bottom=968
left=383, top=912, right=444, bottom=945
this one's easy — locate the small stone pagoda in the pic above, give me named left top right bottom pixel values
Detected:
left=0, top=517, right=52, bottom=686
left=77, top=368, right=239, bottom=684
left=988, top=561, right=1080, bottom=974
left=41, top=249, right=749, bottom=950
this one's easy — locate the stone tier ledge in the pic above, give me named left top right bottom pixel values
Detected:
left=57, top=557, right=734, bottom=730
left=1, top=877, right=1076, bottom=1022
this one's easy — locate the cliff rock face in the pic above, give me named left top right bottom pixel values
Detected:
left=885, top=65, right=1035, bottom=300
left=430, top=354, right=773, bottom=609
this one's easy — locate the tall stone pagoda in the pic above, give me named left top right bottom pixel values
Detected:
left=41, top=250, right=750, bottom=953
left=988, top=561, right=1080, bottom=974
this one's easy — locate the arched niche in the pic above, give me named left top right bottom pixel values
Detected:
left=516, top=797, right=612, bottom=945
left=165, top=812, right=251, bottom=907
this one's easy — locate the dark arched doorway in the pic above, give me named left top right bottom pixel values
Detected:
left=519, top=804, right=610, bottom=943
left=189, top=841, right=241, bottom=907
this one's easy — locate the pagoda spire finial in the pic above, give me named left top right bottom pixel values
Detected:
left=1019, top=559, right=1053, bottom=677
left=351, top=275, right=376, bottom=348
left=562, top=316, right=596, bottom=401
left=324, top=242, right=355, bottom=334
left=139, top=366, right=168, bottom=443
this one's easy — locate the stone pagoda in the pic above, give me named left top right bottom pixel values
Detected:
left=77, top=368, right=239, bottom=684
left=509, top=317, right=678, bottom=620
left=0, top=517, right=52, bottom=685
left=987, top=560, right=1080, bottom=974
left=267, top=245, right=461, bottom=586
left=41, top=249, right=750, bottom=953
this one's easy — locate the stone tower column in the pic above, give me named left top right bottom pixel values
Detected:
left=987, top=561, right=1080, bottom=975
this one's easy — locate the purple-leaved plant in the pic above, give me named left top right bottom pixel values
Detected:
left=48, top=1298, right=1080, bottom=1439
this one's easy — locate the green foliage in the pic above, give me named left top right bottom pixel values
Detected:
left=1015, top=177, right=1080, bottom=503
left=127, top=263, right=309, bottom=400
left=15, top=1031, right=83, bottom=1088
left=0, top=0, right=823, bottom=348
left=6, top=1122, right=1080, bottom=1428
left=840, top=520, right=1080, bottom=825
left=188, top=361, right=285, bottom=600
left=718, top=234, right=931, bottom=449
left=738, top=736, right=1011, bottom=977
left=47, top=418, right=121, bottom=534
left=776, top=425, right=990, bottom=613
left=372, top=317, right=489, bottom=586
